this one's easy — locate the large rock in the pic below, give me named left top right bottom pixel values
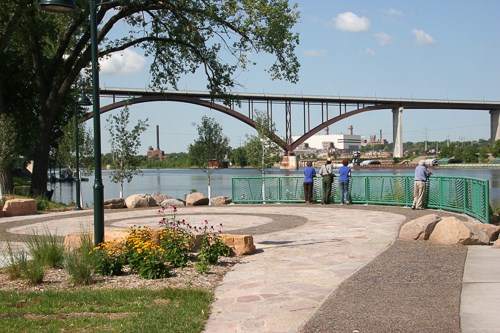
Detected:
left=475, top=223, right=500, bottom=242
left=185, top=192, right=209, bottom=206
left=399, top=214, right=441, bottom=240
left=220, top=234, right=256, bottom=255
left=151, top=193, right=172, bottom=206
left=103, top=198, right=125, bottom=209
left=160, top=198, right=185, bottom=207
left=125, top=193, right=157, bottom=208
left=64, top=230, right=130, bottom=251
left=428, top=217, right=490, bottom=245
left=211, top=196, right=232, bottom=206
left=493, top=238, right=500, bottom=248
left=2, top=198, right=37, bottom=217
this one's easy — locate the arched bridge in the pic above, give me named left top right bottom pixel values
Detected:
left=91, top=88, right=500, bottom=157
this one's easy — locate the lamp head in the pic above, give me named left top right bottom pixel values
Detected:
left=38, top=0, right=78, bottom=13
left=77, top=94, right=92, bottom=106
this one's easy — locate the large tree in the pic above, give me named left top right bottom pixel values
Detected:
left=0, top=0, right=300, bottom=197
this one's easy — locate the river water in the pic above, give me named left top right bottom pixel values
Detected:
left=49, top=167, right=500, bottom=209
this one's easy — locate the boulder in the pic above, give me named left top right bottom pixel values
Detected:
left=428, top=216, right=490, bottom=245
left=151, top=193, right=172, bottom=206
left=103, top=198, right=125, bottom=209
left=185, top=192, right=209, bottom=206
left=1, top=198, right=37, bottom=217
left=64, top=230, right=130, bottom=252
left=475, top=223, right=500, bottom=242
left=493, top=238, right=500, bottom=249
left=160, top=198, right=186, bottom=207
left=125, top=193, right=157, bottom=208
left=211, top=196, right=232, bottom=206
left=220, top=234, right=256, bottom=255
left=399, top=214, right=441, bottom=240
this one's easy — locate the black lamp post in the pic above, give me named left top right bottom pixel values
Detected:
left=39, top=0, right=105, bottom=246
left=75, top=94, right=92, bottom=210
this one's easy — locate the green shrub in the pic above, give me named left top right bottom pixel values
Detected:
left=25, top=228, right=65, bottom=269
left=63, top=233, right=96, bottom=285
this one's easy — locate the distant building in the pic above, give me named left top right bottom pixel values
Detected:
left=292, top=133, right=362, bottom=153
left=147, top=125, right=167, bottom=160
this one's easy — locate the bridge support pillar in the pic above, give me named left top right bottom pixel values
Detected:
left=392, top=107, right=404, bottom=158
left=280, top=154, right=298, bottom=170
left=490, top=110, right=500, bottom=142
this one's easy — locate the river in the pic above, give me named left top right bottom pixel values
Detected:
left=49, top=167, right=500, bottom=209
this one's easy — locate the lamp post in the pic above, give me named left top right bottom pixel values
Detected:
left=75, top=94, right=92, bottom=210
left=39, top=0, right=105, bottom=246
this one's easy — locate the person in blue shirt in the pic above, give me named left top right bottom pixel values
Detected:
left=412, top=160, right=432, bottom=210
left=338, top=159, right=352, bottom=205
left=303, top=161, right=316, bottom=204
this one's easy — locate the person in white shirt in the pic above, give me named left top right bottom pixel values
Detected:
left=319, top=158, right=335, bottom=204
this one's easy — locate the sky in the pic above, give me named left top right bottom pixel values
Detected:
left=94, top=0, right=500, bottom=154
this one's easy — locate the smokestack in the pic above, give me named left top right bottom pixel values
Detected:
left=380, top=129, right=382, bottom=141
left=348, top=125, right=353, bottom=135
left=156, top=125, right=160, bottom=150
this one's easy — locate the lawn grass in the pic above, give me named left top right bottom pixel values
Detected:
left=0, top=288, right=213, bottom=333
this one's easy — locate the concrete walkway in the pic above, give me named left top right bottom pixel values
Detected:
left=1, top=205, right=499, bottom=332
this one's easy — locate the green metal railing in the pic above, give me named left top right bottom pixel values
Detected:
left=232, top=175, right=490, bottom=223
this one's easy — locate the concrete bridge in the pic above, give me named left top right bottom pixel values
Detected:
left=91, top=88, right=500, bottom=160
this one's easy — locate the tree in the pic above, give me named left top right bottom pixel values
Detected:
left=188, top=116, right=230, bottom=203
left=492, top=140, right=500, bottom=158
left=245, top=111, right=281, bottom=176
left=106, top=106, right=149, bottom=198
left=0, top=0, right=300, bottom=197
left=244, top=111, right=281, bottom=202
left=231, top=147, right=248, bottom=167
left=0, top=114, right=20, bottom=197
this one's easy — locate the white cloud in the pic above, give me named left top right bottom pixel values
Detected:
left=384, top=8, right=403, bottom=17
left=303, top=49, right=327, bottom=57
left=100, top=49, right=146, bottom=74
left=374, top=32, right=392, bottom=46
left=331, top=12, right=370, bottom=32
left=411, top=29, right=436, bottom=45
left=361, top=48, right=377, bottom=56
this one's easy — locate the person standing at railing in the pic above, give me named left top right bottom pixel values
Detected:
left=411, top=160, right=432, bottom=210
left=303, top=161, right=317, bottom=204
left=319, top=158, right=335, bottom=204
left=338, top=159, right=352, bottom=205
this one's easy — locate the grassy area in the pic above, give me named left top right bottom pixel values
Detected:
left=0, top=288, right=213, bottom=333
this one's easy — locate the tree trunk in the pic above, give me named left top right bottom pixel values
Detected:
left=30, top=116, right=52, bottom=198
left=0, top=166, right=14, bottom=195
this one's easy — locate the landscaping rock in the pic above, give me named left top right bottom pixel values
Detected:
left=160, top=198, right=185, bottom=207
left=125, top=194, right=157, bottom=208
left=211, top=196, right=232, bottom=206
left=1, top=198, right=37, bottom=217
left=103, top=198, right=125, bottom=209
left=428, top=216, right=490, bottom=245
left=151, top=193, right=172, bottom=205
left=475, top=223, right=500, bottom=242
left=220, top=234, right=256, bottom=255
left=186, top=192, right=209, bottom=206
left=399, top=214, right=441, bottom=240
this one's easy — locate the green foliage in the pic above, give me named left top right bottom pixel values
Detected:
left=25, top=228, right=65, bottom=269
left=492, top=140, right=500, bottom=158
left=63, top=233, right=96, bottom=285
left=188, top=116, right=230, bottom=169
left=106, top=106, right=149, bottom=197
left=245, top=111, right=282, bottom=175
left=231, top=146, right=248, bottom=167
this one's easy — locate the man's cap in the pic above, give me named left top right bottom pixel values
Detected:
left=326, top=158, right=332, bottom=162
